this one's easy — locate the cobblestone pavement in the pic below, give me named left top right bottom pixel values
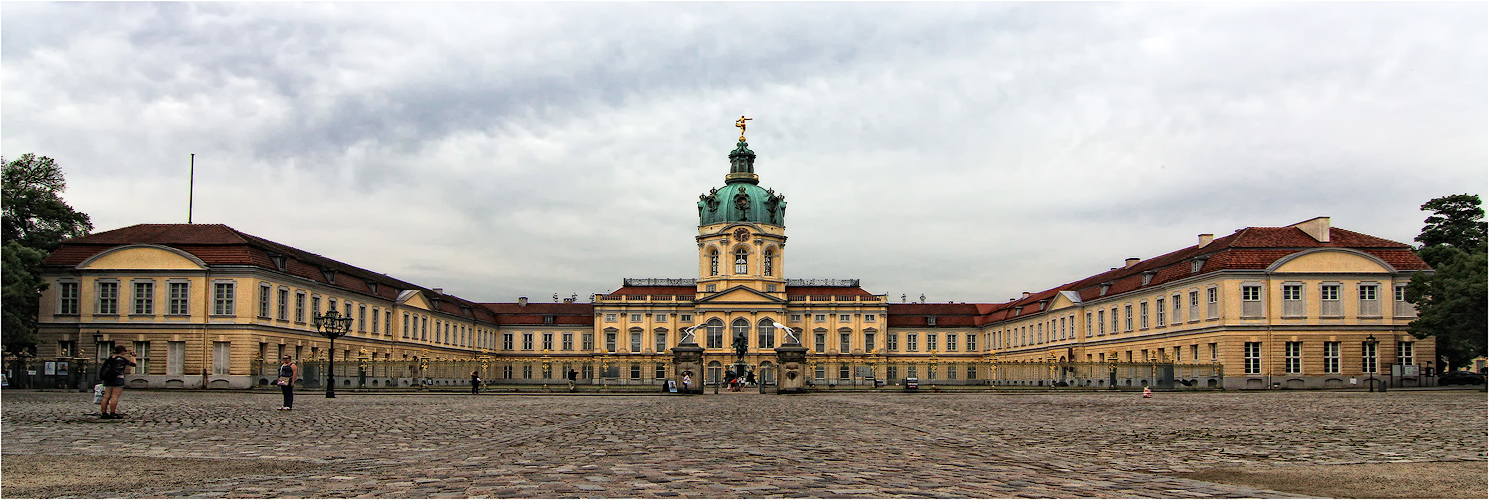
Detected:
left=3, top=390, right=1484, bottom=498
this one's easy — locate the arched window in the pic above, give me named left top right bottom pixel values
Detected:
left=705, top=318, right=725, bottom=349
left=757, top=318, right=776, bottom=349
left=731, top=318, right=750, bottom=353
left=763, top=248, right=774, bottom=276
left=734, top=247, right=749, bottom=274
left=709, top=249, right=719, bottom=276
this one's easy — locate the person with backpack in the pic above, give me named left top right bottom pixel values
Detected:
left=98, top=346, right=136, bottom=419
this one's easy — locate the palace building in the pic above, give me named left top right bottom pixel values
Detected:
left=32, top=126, right=1435, bottom=390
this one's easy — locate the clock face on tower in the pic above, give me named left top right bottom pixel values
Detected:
left=733, top=227, right=750, bottom=242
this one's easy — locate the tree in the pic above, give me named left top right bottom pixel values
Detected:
left=1413, top=193, right=1486, bottom=267
left=1, top=154, right=93, bottom=356
left=3, top=153, right=94, bottom=251
left=1405, top=194, right=1488, bottom=371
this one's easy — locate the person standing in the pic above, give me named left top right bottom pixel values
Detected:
left=470, top=371, right=482, bottom=394
left=682, top=371, right=692, bottom=393
left=98, top=346, right=136, bottom=419
left=276, top=355, right=297, bottom=410
left=567, top=368, right=577, bottom=392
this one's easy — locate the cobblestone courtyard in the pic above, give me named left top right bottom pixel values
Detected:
left=3, top=389, right=1485, bottom=498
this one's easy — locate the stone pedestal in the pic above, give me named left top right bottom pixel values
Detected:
left=670, top=343, right=705, bottom=394
left=774, top=344, right=810, bottom=394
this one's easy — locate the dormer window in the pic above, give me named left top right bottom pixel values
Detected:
left=267, top=253, right=287, bottom=272
left=321, top=268, right=337, bottom=285
left=1100, top=282, right=1112, bottom=296
left=926, top=316, right=937, bottom=326
left=1191, top=257, right=1208, bottom=274
left=1141, top=271, right=1157, bottom=286
left=544, top=315, right=556, bottom=324
left=365, top=280, right=379, bottom=294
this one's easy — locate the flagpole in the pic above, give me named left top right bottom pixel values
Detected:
left=188, top=153, right=195, bottom=224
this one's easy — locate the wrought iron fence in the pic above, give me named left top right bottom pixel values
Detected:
left=988, top=361, right=1224, bottom=389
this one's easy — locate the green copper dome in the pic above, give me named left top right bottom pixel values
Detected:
left=698, top=139, right=786, bottom=227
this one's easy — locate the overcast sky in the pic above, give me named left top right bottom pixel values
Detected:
left=4, top=2, right=1485, bottom=304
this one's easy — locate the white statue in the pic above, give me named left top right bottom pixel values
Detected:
left=681, top=324, right=701, bottom=344
left=772, top=322, right=800, bottom=344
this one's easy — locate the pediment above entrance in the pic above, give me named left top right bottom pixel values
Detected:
left=694, top=285, right=786, bottom=304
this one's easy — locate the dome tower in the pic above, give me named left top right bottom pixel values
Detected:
left=695, top=117, right=788, bottom=296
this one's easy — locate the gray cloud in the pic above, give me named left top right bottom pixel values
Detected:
left=3, top=2, right=1484, bottom=304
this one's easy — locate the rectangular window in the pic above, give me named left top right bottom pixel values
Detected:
left=886, top=366, right=898, bottom=381
left=1206, top=287, right=1219, bottom=319
left=1155, top=298, right=1166, bottom=327
left=630, top=364, right=642, bottom=380
left=1124, top=305, right=1133, bottom=331
left=258, top=283, right=271, bottom=318
left=815, top=364, right=826, bottom=381
left=654, top=313, right=667, bottom=322
left=1319, top=284, right=1342, bottom=316
left=1085, top=312, right=1093, bottom=337
left=563, top=332, right=574, bottom=351
left=1139, top=301, right=1149, bottom=329
left=543, top=332, right=554, bottom=351
left=840, top=331, right=851, bottom=352
left=865, top=331, right=876, bottom=352
left=680, top=314, right=693, bottom=322
left=402, top=313, right=411, bottom=338
left=132, top=281, right=154, bottom=315
left=789, top=314, right=801, bottom=322
left=1189, top=290, right=1201, bottom=321
left=1209, top=342, right=1218, bottom=361
left=1097, top=310, right=1105, bottom=335
left=1359, top=284, right=1381, bottom=316
left=655, top=332, right=667, bottom=353
left=631, top=331, right=642, bottom=352
left=213, top=282, right=235, bottom=315
left=293, top=291, right=305, bottom=322
left=605, top=313, right=617, bottom=323
left=1171, top=294, right=1182, bottom=325
left=523, top=332, right=534, bottom=350
left=926, top=333, right=937, bottom=351
left=839, top=364, right=851, bottom=380
left=385, top=313, right=391, bottom=338
left=605, top=331, right=617, bottom=352
left=582, top=332, right=595, bottom=351
left=134, top=341, right=151, bottom=375
left=276, top=288, right=288, bottom=320
left=1323, top=341, right=1341, bottom=373
left=1362, top=341, right=1378, bottom=373
left=886, top=333, right=898, bottom=351
left=357, top=305, right=367, bottom=332
left=1393, top=285, right=1415, bottom=317
left=839, top=314, right=851, bottom=322
left=815, top=332, right=826, bottom=353
left=966, top=333, right=976, bottom=352
left=630, top=314, right=643, bottom=323
left=371, top=309, right=380, bottom=334
left=502, top=333, right=514, bottom=350
left=97, top=281, right=119, bottom=315
left=814, top=314, right=826, bottom=323
left=1279, top=284, right=1304, bottom=317
left=907, top=333, right=919, bottom=352
left=212, top=341, right=230, bottom=376
left=1285, top=342, right=1302, bottom=373
left=865, top=314, right=877, bottom=322
left=1397, top=341, right=1414, bottom=367
left=58, top=282, right=80, bottom=315
left=946, top=333, right=958, bottom=351
left=1244, top=342, right=1262, bottom=374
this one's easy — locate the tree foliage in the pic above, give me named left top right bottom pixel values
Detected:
left=1405, top=193, right=1488, bottom=370
left=2, top=154, right=93, bottom=356
left=1414, top=193, right=1485, bottom=267
left=3, top=153, right=93, bottom=251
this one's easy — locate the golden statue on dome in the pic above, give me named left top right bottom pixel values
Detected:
left=735, top=115, right=752, bottom=141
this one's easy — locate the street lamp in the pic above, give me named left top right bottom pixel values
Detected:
left=314, top=310, right=353, bottom=398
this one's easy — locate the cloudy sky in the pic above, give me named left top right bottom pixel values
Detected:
left=3, top=2, right=1485, bottom=304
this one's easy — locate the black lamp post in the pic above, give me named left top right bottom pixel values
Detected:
left=1366, top=333, right=1378, bottom=393
left=314, top=310, right=354, bottom=398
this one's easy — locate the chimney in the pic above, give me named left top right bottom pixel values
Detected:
left=1125, top=257, right=1141, bottom=269
left=1021, top=291, right=1031, bottom=299
left=432, top=288, right=443, bottom=295
left=1293, top=216, right=1331, bottom=243
left=517, top=296, right=528, bottom=306
left=1198, top=234, right=1214, bottom=248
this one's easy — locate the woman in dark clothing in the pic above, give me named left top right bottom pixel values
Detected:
left=99, top=346, right=136, bottom=419
left=276, top=356, right=297, bottom=410
left=470, top=371, right=482, bottom=394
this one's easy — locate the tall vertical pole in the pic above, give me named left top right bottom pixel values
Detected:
left=187, top=153, right=195, bottom=224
